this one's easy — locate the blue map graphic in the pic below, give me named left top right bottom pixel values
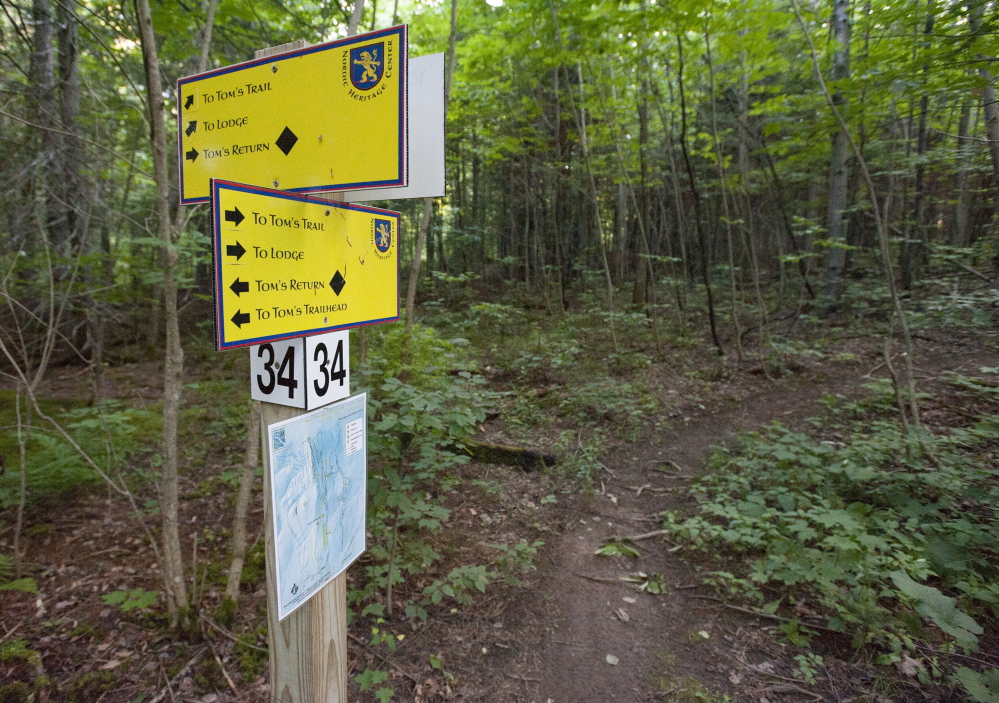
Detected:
left=268, top=393, right=366, bottom=620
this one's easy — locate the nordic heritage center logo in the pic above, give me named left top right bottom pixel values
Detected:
left=343, top=41, right=393, bottom=101
left=372, top=219, right=393, bottom=259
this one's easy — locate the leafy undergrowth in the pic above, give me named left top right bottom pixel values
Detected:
left=663, top=374, right=999, bottom=699
left=0, top=392, right=158, bottom=511
left=0, top=322, right=553, bottom=702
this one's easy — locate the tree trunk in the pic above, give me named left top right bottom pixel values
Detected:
left=56, top=0, right=80, bottom=254
left=197, top=0, right=219, bottom=72
left=403, top=0, right=455, bottom=322
left=405, top=199, right=433, bottom=327
left=348, top=0, right=366, bottom=36
left=135, top=0, right=188, bottom=622
left=952, top=102, right=973, bottom=246
left=649, top=80, right=692, bottom=298
left=967, top=0, right=999, bottom=284
left=739, top=50, right=769, bottom=365
left=572, top=61, right=618, bottom=348
left=677, top=35, right=723, bottom=353
left=822, top=0, right=852, bottom=298
left=225, top=402, right=261, bottom=603
left=617, top=183, right=628, bottom=285
left=792, top=0, right=923, bottom=430
left=706, top=27, right=742, bottom=360
left=631, top=78, right=650, bottom=309
left=13, top=392, right=28, bottom=579
left=900, top=3, right=934, bottom=291
left=30, top=0, right=62, bottom=254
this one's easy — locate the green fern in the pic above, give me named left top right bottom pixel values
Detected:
left=101, top=588, right=160, bottom=612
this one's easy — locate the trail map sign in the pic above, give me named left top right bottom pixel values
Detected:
left=267, top=393, right=367, bottom=621
left=178, top=26, right=407, bottom=204
left=211, top=179, right=399, bottom=350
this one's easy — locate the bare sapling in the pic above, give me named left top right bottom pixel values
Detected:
left=224, top=401, right=262, bottom=605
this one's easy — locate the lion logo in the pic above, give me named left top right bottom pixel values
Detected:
left=374, top=220, right=392, bottom=253
left=350, top=43, right=384, bottom=91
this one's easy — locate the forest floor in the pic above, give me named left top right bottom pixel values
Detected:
left=1, top=321, right=996, bottom=703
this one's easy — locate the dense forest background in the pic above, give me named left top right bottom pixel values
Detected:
left=2, top=0, right=997, bottom=352
left=2, top=0, right=999, bottom=701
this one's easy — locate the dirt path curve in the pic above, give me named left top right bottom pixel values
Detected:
left=527, top=368, right=856, bottom=702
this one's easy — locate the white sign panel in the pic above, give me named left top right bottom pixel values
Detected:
left=268, top=393, right=367, bottom=621
left=250, top=331, right=349, bottom=410
left=305, top=332, right=350, bottom=407
left=344, top=53, right=445, bottom=202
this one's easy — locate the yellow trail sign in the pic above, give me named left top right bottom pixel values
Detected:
left=212, top=180, right=399, bottom=350
left=179, top=26, right=407, bottom=204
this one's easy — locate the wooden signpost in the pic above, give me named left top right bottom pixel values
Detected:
left=184, top=26, right=445, bottom=702
left=250, top=40, right=348, bottom=703
left=260, top=398, right=348, bottom=702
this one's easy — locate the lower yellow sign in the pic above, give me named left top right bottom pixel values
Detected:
left=212, top=180, right=399, bottom=350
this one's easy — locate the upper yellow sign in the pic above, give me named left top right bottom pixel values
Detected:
left=212, top=180, right=400, bottom=350
left=179, top=26, right=407, bottom=204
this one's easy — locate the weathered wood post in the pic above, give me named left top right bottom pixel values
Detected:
left=254, top=39, right=348, bottom=703
left=261, top=400, right=348, bottom=703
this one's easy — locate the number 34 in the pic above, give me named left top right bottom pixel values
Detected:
left=256, top=340, right=345, bottom=398
left=311, top=340, right=346, bottom=396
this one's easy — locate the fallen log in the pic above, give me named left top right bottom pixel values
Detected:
left=456, top=439, right=559, bottom=470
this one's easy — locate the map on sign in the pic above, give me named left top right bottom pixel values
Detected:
left=177, top=26, right=406, bottom=204
left=268, top=393, right=367, bottom=621
left=211, top=179, right=399, bottom=350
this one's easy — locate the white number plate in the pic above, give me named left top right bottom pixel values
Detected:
left=250, top=331, right=349, bottom=410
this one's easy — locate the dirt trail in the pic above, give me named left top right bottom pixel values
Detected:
left=529, top=368, right=858, bottom=702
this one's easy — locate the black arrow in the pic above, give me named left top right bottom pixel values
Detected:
left=224, top=207, right=244, bottom=226
left=226, top=241, right=246, bottom=260
left=185, top=120, right=197, bottom=137
left=185, top=147, right=199, bottom=162
left=184, top=94, right=194, bottom=110
left=231, top=310, right=250, bottom=328
left=230, top=278, right=249, bottom=296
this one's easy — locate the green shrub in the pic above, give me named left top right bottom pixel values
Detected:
left=0, top=682, right=32, bottom=703
left=663, top=397, right=999, bottom=658
left=235, top=629, right=268, bottom=681
left=350, top=323, right=497, bottom=619
left=554, top=376, right=657, bottom=437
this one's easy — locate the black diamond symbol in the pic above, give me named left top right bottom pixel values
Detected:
left=330, top=271, right=346, bottom=296
left=276, top=126, right=298, bottom=156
